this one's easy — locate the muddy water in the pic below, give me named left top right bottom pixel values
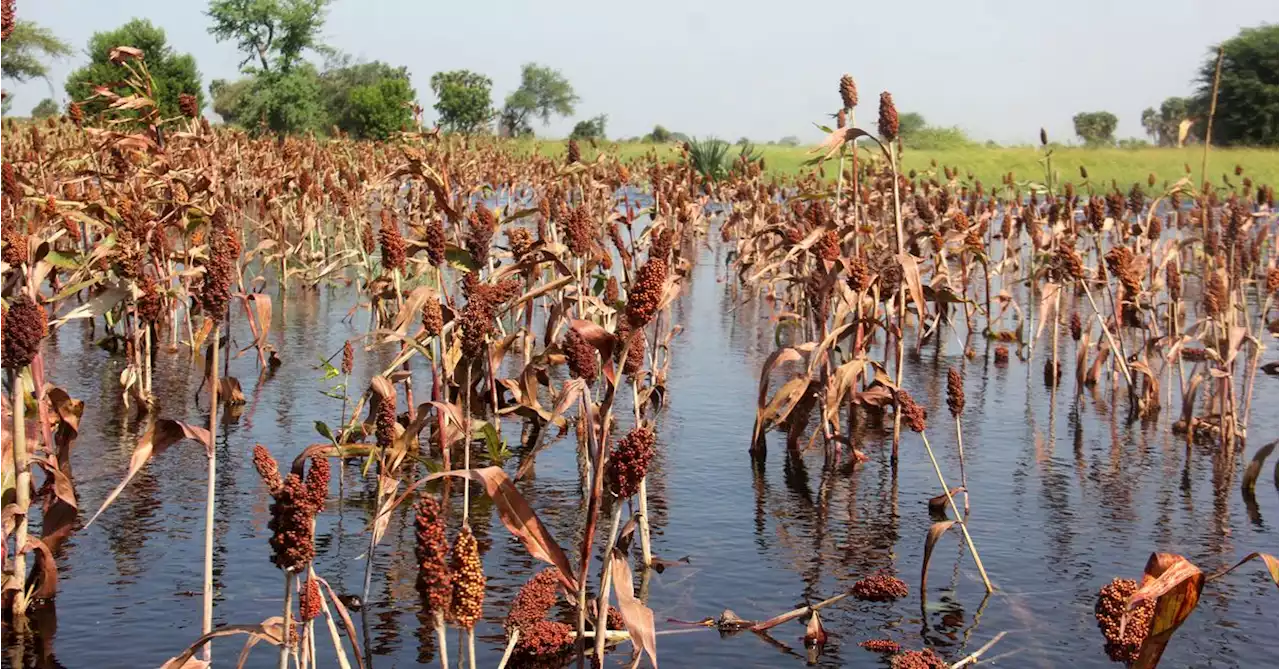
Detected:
left=6, top=235, right=1278, bottom=669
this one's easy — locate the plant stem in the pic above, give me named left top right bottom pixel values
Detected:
left=280, top=571, right=293, bottom=669
left=920, top=432, right=993, bottom=593
left=497, top=628, right=520, bottom=669
left=1200, top=46, right=1225, bottom=187
left=203, top=325, right=221, bottom=662
left=434, top=611, right=449, bottom=669
left=593, top=502, right=624, bottom=662
left=954, top=416, right=969, bottom=514
left=10, top=368, right=30, bottom=617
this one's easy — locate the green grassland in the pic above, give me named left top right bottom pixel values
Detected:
left=523, top=139, right=1278, bottom=191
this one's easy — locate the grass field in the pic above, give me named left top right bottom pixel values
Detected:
left=523, top=139, right=1279, bottom=191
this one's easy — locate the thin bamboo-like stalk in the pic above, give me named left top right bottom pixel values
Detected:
left=919, top=432, right=993, bottom=593
left=203, top=326, right=221, bottom=662
left=278, top=571, right=293, bottom=669
left=593, top=503, right=624, bottom=662
left=434, top=611, right=449, bottom=669
left=10, top=368, right=30, bottom=617
left=1200, top=46, right=1225, bottom=186
left=954, top=416, right=969, bottom=514
left=497, top=628, right=520, bottom=669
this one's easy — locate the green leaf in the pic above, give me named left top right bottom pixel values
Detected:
left=43, top=250, right=80, bottom=270
left=445, top=245, right=479, bottom=272
left=315, top=421, right=336, bottom=443
left=813, top=122, right=834, bottom=134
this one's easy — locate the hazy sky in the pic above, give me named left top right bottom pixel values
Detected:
left=6, top=0, right=1277, bottom=144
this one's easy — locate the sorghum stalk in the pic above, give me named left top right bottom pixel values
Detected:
left=920, top=431, right=992, bottom=593
left=888, top=148, right=907, bottom=465
left=10, top=368, right=29, bottom=617
left=279, top=571, right=292, bottom=669
left=203, top=326, right=220, bottom=662
left=1078, top=279, right=1133, bottom=387
left=592, top=503, right=624, bottom=662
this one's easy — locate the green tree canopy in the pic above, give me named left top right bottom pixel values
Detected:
left=65, top=18, right=203, bottom=120
left=430, top=70, right=492, bottom=134
left=1193, top=24, right=1278, bottom=146
left=1, top=20, right=72, bottom=83
left=1158, top=96, right=1193, bottom=145
left=1072, top=111, right=1118, bottom=146
left=319, top=57, right=414, bottom=138
left=210, top=77, right=254, bottom=124
left=499, top=63, right=577, bottom=137
left=897, top=112, right=927, bottom=139
left=238, top=65, right=327, bottom=134
left=30, top=98, right=58, bottom=118
left=568, top=114, right=606, bottom=141
left=645, top=125, right=673, bottom=142
left=206, top=0, right=330, bottom=73
left=1141, top=107, right=1159, bottom=143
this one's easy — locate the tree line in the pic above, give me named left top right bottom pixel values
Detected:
left=1073, top=24, right=1276, bottom=147
left=3, top=7, right=1274, bottom=147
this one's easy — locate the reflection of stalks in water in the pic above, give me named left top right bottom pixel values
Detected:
left=202, top=326, right=221, bottom=662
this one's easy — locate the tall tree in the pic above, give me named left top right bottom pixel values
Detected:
left=1, top=20, right=72, bottom=83
left=499, top=63, right=577, bottom=137
left=1192, top=24, right=1278, bottom=146
left=319, top=56, right=414, bottom=138
left=1158, top=96, right=1193, bottom=146
left=430, top=70, right=492, bottom=134
left=1141, top=107, right=1159, bottom=143
left=65, top=19, right=203, bottom=120
left=206, top=0, right=330, bottom=73
left=568, top=114, right=606, bottom=141
left=1072, top=111, right=1118, bottom=146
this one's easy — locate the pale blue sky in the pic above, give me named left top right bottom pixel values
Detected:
left=6, top=0, right=1277, bottom=144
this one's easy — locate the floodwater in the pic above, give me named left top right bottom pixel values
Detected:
left=5, top=234, right=1278, bottom=668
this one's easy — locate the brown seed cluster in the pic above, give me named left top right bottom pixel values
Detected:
left=839, top=74, right=858, bottom=109
left=414, top=496, right=452, bottom=614
left=268, top=474, right=317, bottom=572
left=1095, top=578, right=1154, bottom=664
left=380, top=210, right=406, bottom=272
left=299, top=576, right=322, bottom=622
left=1166, top=263, right=1182, bottom=301
left=341, top=340, right=354, bottom=375
left=895, top=390, right=926, bottom=433
left=253, top=444, right=284, bottom=494
left=1203, top=272, right=1226, bottom=319
left=0, top=0, right=13, bottom=42
left=178, top=93, right=199, bottom=119
left=425, top=217, right=446, bottom=266
left=507, top=226, right=534, bottom=261
left=860, top=639, right=901, bottom=654
left=563, top=205, right=595, bottom=258
left=360, top=221, right=376, bottom=255
left=449, top=525, right=485, bottom=629
left=852, top=573, right=909, bottom=601
left=813, top=230, right=839, bottom=262
left=1055, top=241, right=1086, bottom=282
left=199, top=211, right=236, bottom=323
left=566, top=139, right=581, bottom=165
left=467, top=206, right=496, bottom=268
left=1267, top=266, right=1279, bottom=295
left=878, top=92, right=899, bottom=141
left=846, top=258, right=873, bottom=293
left=516, top=620, right=573, bottom=658
left=2, top=294, right=46, bottom=370
left=605, top=275, right=620, bottom=304
left=376, top=390, right=397, bottom=451
left=607, top=426, right=656, bottom=498
left=562, top=326, right=598, bottom=382
left=880, top=263, right=903, bottom=300
left=889, top=648, right=948, bottom=669
left=625, top=258, right=668, bottom=328
left=459, top=277, right=521, bottom=358
left=1070, top=312, right=1082, bottom=341
left=622, top=325, right=646, bottom=377
left=421, top=297, right=443, bottom=337
left=137, top=274, right=163, bottom=325
left=1104, top=246, right=1142, bottom=296
left=946, top=368, right=964, bottom=417
left=505, top=569, right=560, bottom=633
left=67, top=101, right=84, bottom=127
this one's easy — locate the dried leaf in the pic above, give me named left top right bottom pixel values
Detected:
left=1242, top=441, right=1277, bottom=493
left=609, top=549, right=658, bottom=668
left=1206, top=552, right=1279, bottom=586
left=85, top=419, right=212, bottom=527
left=316, top=576, right=366, bottom=669
left=158, top=618, right=285, bottom=669
left=1124, top=553, right=1205, bottom=669
left=896, top=253, right=927, bottom=320
left=407, top=467, right=577, bottom=591
left=921, top=520, right=956, bottom=596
